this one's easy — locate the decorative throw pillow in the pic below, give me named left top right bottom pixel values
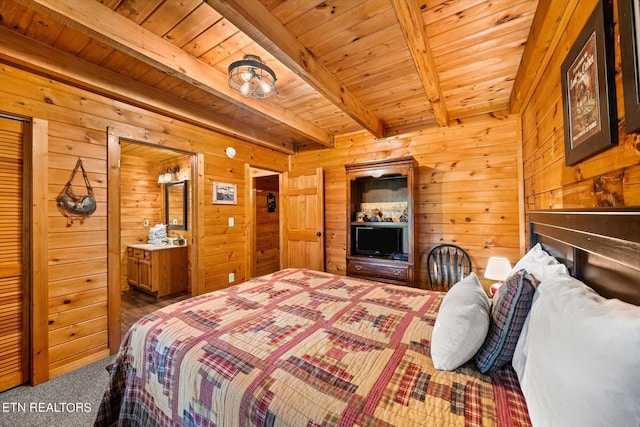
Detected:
left=430, top=272, right=491, bottom=371
left=512, top=273, right=640, bottom=427
left=475, top=269, right=535, bottom=373
left=511, top=243, right=567, bottom=283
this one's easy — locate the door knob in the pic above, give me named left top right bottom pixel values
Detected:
left=316, top=231, right=322, bottom=237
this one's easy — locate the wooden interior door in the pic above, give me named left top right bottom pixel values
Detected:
left=280, top=168, right=325, bottom=271
left=0, top=116, right=28, bottom=392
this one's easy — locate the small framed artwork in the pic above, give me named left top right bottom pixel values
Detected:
left=560, top=0, right=617, bottom=166
left=213, top=182, right=237, bottom=204
left=266, top=192, right=276, bottom=212
left=619, top=0, right=640, bottom=133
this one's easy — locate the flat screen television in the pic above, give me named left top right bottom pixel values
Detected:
left=354, top=226, right=402, bottom=256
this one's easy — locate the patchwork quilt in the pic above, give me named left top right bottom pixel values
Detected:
left=95, top=268, right=531, bottom=426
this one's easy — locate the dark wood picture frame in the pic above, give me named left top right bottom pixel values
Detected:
left=619, top=0, right=640, bottom=133
left=560, top=0, right=617, bottom=165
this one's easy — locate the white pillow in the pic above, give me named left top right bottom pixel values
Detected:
left=512, top=273, right=640, bottom=427
left=431, top=272, right=491, bottom=370
left=511, top=243, right=568, bottom=283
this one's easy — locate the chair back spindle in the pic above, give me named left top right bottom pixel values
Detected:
left=427, top=244, right=472, bottom=290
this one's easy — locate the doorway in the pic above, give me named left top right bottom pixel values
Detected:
left=107, top=125, right=203, bottom=353
left=249, top=167, right=280, bottom=278
left=118, top=141, right=193, bottom=335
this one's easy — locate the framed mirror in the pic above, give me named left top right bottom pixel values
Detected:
left=165, top=180, right=187, bottom=230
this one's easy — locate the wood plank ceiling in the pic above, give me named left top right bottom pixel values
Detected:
left=0, top=0, right=539, bottom=153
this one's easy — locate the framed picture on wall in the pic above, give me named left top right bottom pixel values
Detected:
left=213, top=182, right=237, bottom=204
left=619, top=0, right=640, bottom=133
left=560, top=0, right=617, bottom=166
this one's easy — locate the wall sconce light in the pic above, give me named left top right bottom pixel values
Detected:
left=485, top=256, right=512, bottom=295
left=158, top=167, right=180, bottom=184
left=157, top=172, right=170, bottom=184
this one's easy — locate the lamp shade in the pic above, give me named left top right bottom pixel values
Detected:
left=484, top=257, right=512, bottom=281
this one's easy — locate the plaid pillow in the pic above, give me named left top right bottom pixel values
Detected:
left=475, top=269, right=535, bottom=373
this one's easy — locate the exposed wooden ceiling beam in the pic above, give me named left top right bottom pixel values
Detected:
left=510, top=0, right=577, bottom=114
left=390, top=0, right=449, bottom=128
left=204, top=0, right=386, bottom=139
left=0, top=26, right=298, bottom=153
left=15, top=0, right=334, bottom=148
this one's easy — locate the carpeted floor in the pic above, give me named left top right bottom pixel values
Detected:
left=0, top=290, right=190, bottom=426
left=0, top=354, right=115, bottom=427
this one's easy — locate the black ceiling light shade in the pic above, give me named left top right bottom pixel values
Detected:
left=228, top=55, right=277, bottom=99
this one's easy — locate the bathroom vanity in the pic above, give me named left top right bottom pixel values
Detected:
left=127, top=244, right=188, bottom=297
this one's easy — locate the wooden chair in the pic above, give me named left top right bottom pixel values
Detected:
left=427, top=244, right=473, bottom=290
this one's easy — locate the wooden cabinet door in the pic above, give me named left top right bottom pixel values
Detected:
left=137, top=259, right=153, bottom=291
left=0, top=117, right=27, bottom=392
left=127, top=256, right=139, bottom=286
left=280, top=168, right=324, bottom=271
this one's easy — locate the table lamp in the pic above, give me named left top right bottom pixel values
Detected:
left=485, top=256, right=512, bottom=295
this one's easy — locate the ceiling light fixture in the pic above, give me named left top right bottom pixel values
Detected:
left=228, top=55, right=276, bottom=98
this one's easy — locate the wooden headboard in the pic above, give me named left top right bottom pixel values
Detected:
left=529, top=209, right=640, bottom=306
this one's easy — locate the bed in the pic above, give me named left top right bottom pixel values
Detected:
left=95, top=209, right=640, bottom=427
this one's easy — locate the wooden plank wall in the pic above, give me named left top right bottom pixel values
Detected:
left=290, top=115, right=522, bottom=290
left=0, top=63, right=288, bottom=378
left=201, top=154, right=247, bottom=293
left=119, top=153, right=163, bottom=291
left=521, top=0, right=640, bottom=217
left=254, top=175, right=280, bottom=276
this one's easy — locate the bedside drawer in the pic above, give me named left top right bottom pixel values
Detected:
left=348, top=260, right=408, bottom=281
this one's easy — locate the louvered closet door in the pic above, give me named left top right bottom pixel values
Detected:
left=0, top=116, right=27, bottom=392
